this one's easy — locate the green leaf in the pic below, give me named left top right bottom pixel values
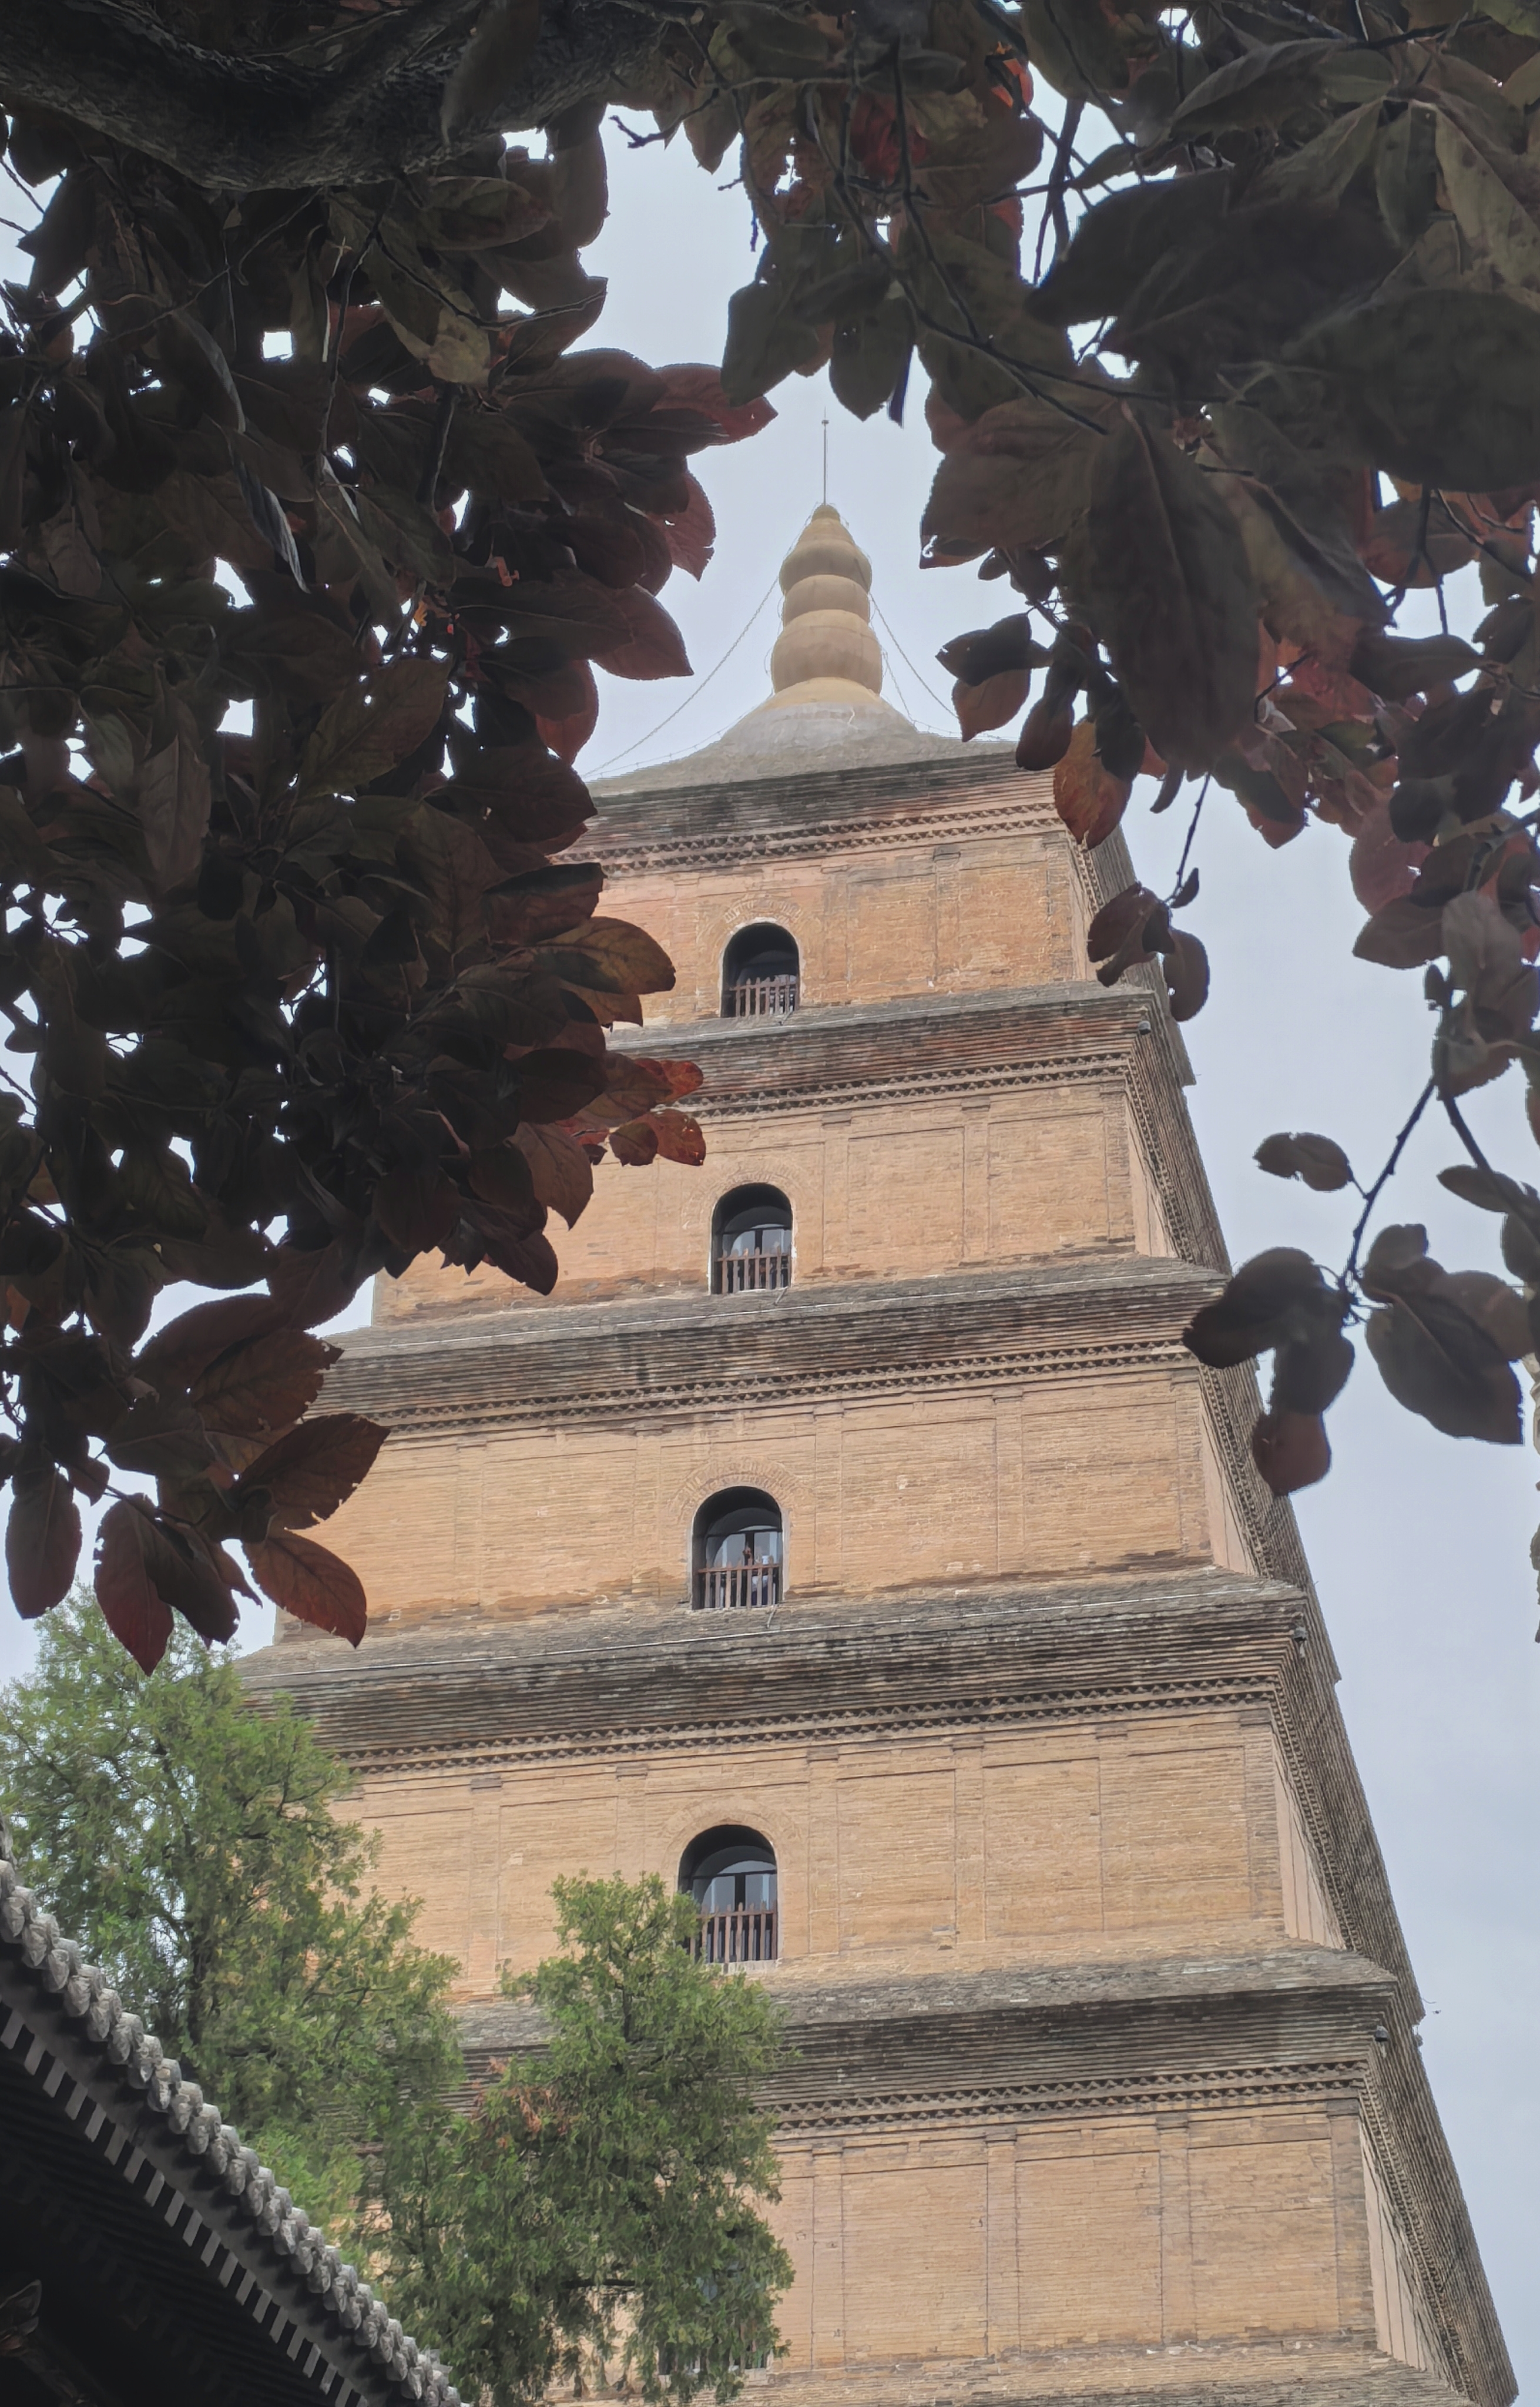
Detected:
left=714, top=2, right=834, bottom=77
left=244, top=1527, right=368, bottom=1642
left=445, top=406, right=548, bottom=505
left=1375, top=104, right=1439, bottom=250
left=1020, top=0, right=1130, bottom=99
left=1287, top=290, right=1540, bottom=490
left=364, top=219, right=491, bottom=386
left=414, top=175, right=549, bottom=253
left=1036, top=173, right=1236, bottom=329
left=1166, top=39, right=1346, bottom=138
left=830, top=300, right=913, bottom=423
left=922, top=397, right=1103, bottom=558
left=1434, top=110, right=1540, bottom=291
left=1252, top=99, right=1383, bottom=212
left=1482, top=0, right=1540, bottom=39
left=298, top=657, right=449, bottom=800
left=1255, top=1132, right=1355, bottom=1190
left=720, top=280, right=824, bottom=407
left=1085, top=417, right=1259, bottom=772
left=439, top=0, right=542, bottom=138
left=351, top=483, right=457, bottom=585
left=135, top=697, right=211, bottom=892
left=1348, top=629, right=1479, bottom=699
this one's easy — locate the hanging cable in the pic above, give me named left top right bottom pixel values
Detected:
left=880, top=645, right=918, bottom=723
left=589, top=577, right=781, bottom=774
left=870, top=596, right=955, bottom=723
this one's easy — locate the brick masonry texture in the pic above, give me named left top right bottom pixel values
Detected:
left=246, top=750, right=1511, bottom=2407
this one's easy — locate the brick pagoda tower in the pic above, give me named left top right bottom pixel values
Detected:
left=248, top=509, right=1511, bottom=2407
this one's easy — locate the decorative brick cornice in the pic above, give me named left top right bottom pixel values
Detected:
left=588, top=752, right=1047, bottom=876
left=459, top=1946, right=1397, bottom=2145
left=770, top=2057, right=1367, bottom=2137
left=325, top=1259, right=1214, bottom=1437
left=619, top=985, right=1142, bottom=1120
left=247, top=1569, right=1300, bottom=1782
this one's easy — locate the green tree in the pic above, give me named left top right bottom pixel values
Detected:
left=0, top=1624, right=791, bottom=2392
left=375, top=1875, right=792, bottom=2407
left=0, top=1595, right=460, bottom=2212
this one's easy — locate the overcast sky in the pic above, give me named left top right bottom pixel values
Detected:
left=0, top=122, right=1534, bottom=2396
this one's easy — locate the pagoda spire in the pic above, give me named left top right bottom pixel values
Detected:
left=762, top=504, right=887, bottom=710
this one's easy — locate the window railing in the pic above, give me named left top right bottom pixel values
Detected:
left=697, top=1561, right=782, bottom=1612
left=715, top=1246, right=791, bottom=1293
left=727, top=973, right=798, bottom=1018
left=693, top=1906, right=778, bottom=1964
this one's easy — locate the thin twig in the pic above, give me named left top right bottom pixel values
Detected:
left=1035, top=99, right=1083, bottom=283
left=1441, top=1089, right=1495, bottom=1176
left=1170, top=774, right=1209, bottom=898
left=1343, top=1077, right=1437, bottom=1286
left=417, top=384, right=458, bottom=508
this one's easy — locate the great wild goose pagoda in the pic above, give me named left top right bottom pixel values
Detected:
left=247, top=508, right=1511, bottom=2407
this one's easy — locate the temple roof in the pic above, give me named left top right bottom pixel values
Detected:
left=593, top=504, right=973, bottom=796
left=0, top=1828, right=459, bottom=2407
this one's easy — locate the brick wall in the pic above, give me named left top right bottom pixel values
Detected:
left=379, top=1084, right=1176, bottom=1323
left=311, top=1362, right=1253, bottom=1626
left=615, top=828, right=1085, bottom=1025
left=769, top=2103, right=1383, bottom=2374
left=357, top=1705, right=1322, bottom=1993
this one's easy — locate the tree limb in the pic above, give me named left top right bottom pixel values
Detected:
left=0, top=0, right=670, bottom=187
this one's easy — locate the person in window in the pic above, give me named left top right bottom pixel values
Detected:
left=697, top=1493, right=782, bottom=1607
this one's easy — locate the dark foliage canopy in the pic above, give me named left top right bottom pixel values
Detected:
left=0, top=20, right=766, bottom=1661
left=9, top=0, right=1540, bottom=1650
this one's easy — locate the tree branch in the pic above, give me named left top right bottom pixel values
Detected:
left=0, top=0, right=670, bottom=187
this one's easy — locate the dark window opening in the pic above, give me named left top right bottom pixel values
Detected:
left=693, top=1488, right=783, bottom=1613
left=680, top=1825, right=779, bottom=1963
left=723, top=924, right=799, bottom=1019
left=712, top=1185, right=792, bottom=1294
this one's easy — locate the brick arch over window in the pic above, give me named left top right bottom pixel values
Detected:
left=722, top=922, right=799, bottom=1018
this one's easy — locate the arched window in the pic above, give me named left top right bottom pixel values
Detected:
left=693, top=1487, right=783, bottom=1612
left=712, top=1185, right=792, bottom=1294
left=680, top=1825, right=779, bottom=1963
left=722, top=924, right=799, bottom=1019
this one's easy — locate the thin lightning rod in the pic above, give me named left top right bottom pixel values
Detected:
left=821, top=410, right=829, bottom=506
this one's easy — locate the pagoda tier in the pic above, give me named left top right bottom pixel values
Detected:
left=246, top=512, right=1509, bottom=2407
